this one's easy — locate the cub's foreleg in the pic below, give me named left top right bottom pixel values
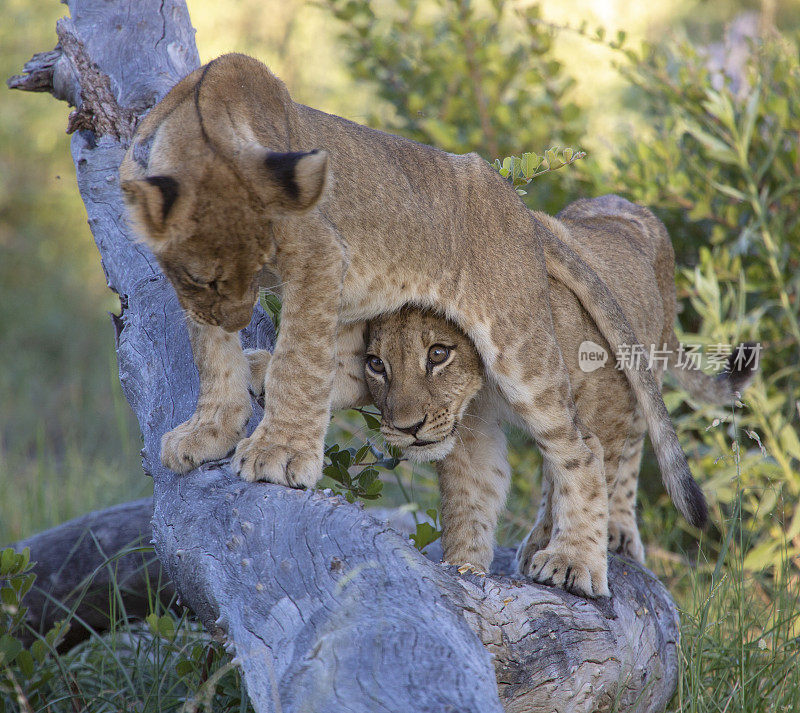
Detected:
left=231, top=217, right=346, bottom=487
left=436, top=394, right=510, bottom=572
left=245, top=321, right=372, bottom=410
left=161, top=320, right=252, bottom=474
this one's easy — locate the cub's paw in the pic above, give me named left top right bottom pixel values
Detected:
left=232, top=436, right=322, bottom=489
left=516, top=521, right=552, bottom=560
left=608, top=520, right=645, bottom=564
left=161, top=414, right=247, bottom=474
left=443, top=547, right=493, bottom=575
left=244, top=349, right=271, bottom=398
left=517, top=542, right=609, bottom=598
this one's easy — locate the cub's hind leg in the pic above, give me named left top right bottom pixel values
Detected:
left=608, top=410, right=647, bottom=563
left=436, top=393, right=510, bottom=573
left=515, top=460, right=554, bottom=566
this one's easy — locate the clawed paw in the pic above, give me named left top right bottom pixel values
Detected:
left=608, top=521, right=645, bottom=563
left=231, top=436, right=321, bottom=488
left=161, top=414, right=247, bottom=474
left=516, top=521, right=552, bottom=559
left=517, top=542, right=609, bottom=598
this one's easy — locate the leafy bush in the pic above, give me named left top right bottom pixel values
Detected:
left=325, top=0, right=584, bottom=213
left=0, top=548, right=67, bottom=712
left=601, top=31, right=800, bottom=571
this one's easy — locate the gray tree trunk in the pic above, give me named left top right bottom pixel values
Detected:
left=8, top=2, right=680, bottom=711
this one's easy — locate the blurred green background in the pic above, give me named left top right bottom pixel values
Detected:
left=2, top=0, right=800, bottom=710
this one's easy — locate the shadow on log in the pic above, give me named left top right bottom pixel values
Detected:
left=8, top=1, right=679, bottom=711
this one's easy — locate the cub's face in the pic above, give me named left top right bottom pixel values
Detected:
left=119, top=103, right=329, bottom=333
left=365, top=308, right=484, bottom=462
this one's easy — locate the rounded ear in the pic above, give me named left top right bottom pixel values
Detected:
left=120, top=176, right=179, bottom=236
left=237, top=145, right=330, bottom=213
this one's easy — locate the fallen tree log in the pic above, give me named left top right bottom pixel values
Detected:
left=10, top=496, right=679, bottom=713
left=8, top=1, right=680, bottom=711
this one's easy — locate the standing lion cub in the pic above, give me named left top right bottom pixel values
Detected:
left=246, top=197, right=756, bottom=584
left=121, top=53, right=704, bottom=596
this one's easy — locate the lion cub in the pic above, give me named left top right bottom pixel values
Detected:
left=361, top=208, right=755, bottom=577
left=120, top=53, right=704, bottom=595
left=247, top=198, right=756, bottom=589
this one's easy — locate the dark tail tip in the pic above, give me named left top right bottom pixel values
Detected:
left=720, top=342, right=760, bottom=393
left=683, top=473, right=708, bottom=528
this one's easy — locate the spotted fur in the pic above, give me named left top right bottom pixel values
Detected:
left=119, top=54, right=709, bottom=597
left=249, top=199, right=756, bottom=591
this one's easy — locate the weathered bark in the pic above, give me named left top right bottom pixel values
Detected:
left=8, top=2, right=680, bottom=711
left=12, top=499, right=678, bottom=713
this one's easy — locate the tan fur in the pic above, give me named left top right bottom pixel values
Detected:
left=120, top=54, right=702, bottom=597
left=352, top=199, right=754, bottom=578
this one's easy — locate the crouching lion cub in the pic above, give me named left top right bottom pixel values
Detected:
left=121, top=53, right=703, bottom=596
left=247, top=197, right=757, bottom=589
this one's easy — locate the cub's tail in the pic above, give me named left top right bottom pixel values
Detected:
left=666, top=330, right=759, bottom=404
left=538, top=216, right=707, bottom=528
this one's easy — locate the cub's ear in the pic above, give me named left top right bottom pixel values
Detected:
left=238, top=145, right=329, bottom=213
left=120, top=176, right=180, bottom=236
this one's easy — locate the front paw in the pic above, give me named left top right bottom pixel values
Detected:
left=231, top=435, right=322, bottom=488
left=608, top=520, right=645, bottom=563
left=517, top=541, right=609, bottom=598
left=161, top=412, right=248, bottom=474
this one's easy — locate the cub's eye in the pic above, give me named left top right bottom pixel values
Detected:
left=428, top=344, right=451, bottom=365
left=181, top=267, right=212, bottom=289
left=366, top=355, right=386, bottom=375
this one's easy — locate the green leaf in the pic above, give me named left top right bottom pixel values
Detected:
left=158, top=615, right=176, bottom=641
left=521, top=152, right=542, bottom=179
left=354, top=443, right=371, bottom=464
left=336, top=449, right=352, bottom=469
left=16, top=649, right=34, bottom=678
left=13, top=573, right=35, bottom=600
left=1, top=586, right=17, bottom=607
left=410, top=522, right=442, bottom=551
left=362, top=412, right=382, bottom=431
left=387, top=444, right=404, bottom=460
left=146, top=613, right=160, bottom=636
left=0, top=548, right=15, bottom=576
left=679, top=119, right=738, bottom=164
left=0, top=634, right=22, bottom=665
left=363, top=480, right=383, bottom=497
left=31, top=639, right=47, bottom=664
left=358, top=467, right=379, bottom=486
left=176, top=659, right=195, bottom=677
left=545, top=148, right=562, bottom=169
left=738, top=83, right=760, bottom=158
left=336, top=461, right=352, bottom=487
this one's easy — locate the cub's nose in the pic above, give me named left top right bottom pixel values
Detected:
left=392, top=415, right=427, bottom=437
